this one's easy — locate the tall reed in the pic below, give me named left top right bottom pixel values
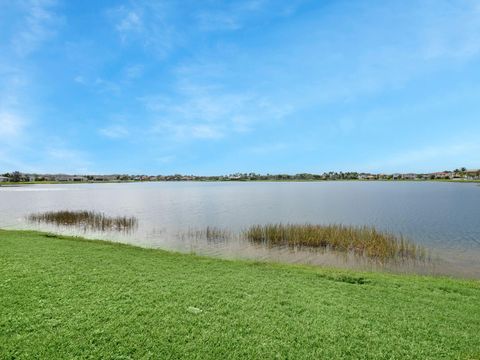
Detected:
left=244, top=223, right=425, bottom=261
left=27, top=210, right=138, bottom=232
left=183, top=226, right=231, bottom=243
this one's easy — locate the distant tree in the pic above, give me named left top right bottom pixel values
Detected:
left=11, top=171, right=21, bottom=182
left=461, top=167, right=467, bottom=172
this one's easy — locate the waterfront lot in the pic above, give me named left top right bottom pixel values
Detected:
left=1, top=230, right=479, bottom=359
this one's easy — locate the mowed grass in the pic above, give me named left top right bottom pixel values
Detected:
left=1, top=230, right=479, bottom=359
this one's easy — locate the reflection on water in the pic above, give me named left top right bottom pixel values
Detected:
left=1, top=181, right=480, bottom=278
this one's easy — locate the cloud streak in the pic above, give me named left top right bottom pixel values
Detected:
left=99, top=125, right=130, bottom=139
left=107, top=1, right=176, bottom=59
left=0, top=111, right=26, bottom=142
left=141, top=79, right=293, bottom=142
left=11, top=0, right=62, bottom=56
left=2, top=0, right=480, bottom=173
left=363, top=141, right=480, bottom=173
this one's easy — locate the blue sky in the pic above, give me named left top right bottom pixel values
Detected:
left=1, top=0, right=480, bottom=175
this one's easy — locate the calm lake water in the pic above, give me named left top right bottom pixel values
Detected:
left=1, top=181, right=479, bottom=278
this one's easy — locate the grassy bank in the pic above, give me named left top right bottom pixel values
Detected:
left=1, top=230, right=479, bottom=359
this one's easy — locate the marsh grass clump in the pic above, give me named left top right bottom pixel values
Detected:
left=184, top=226, right=232, bottom=243
left=27, top=210, right=138, bottom=232
left=244, top=224, right=425, bottom=262
left=205, top=226, right=230, bottom=242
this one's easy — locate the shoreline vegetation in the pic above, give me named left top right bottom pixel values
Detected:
left=26, top=211, right=425, bottom=262
left=244, top=224, right=426, bottom=262
left=27, top=210, right=138, bottom=232
left=1, top=229, right=479, bottom=359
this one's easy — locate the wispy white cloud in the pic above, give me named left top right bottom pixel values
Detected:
left=0, top=149, right=32, bottom=171
left=156, top=155, right=175, bottom=164
left=93, top=77, right=121, bottom=94
left=35, top=149, right=92, bottom=173
left=0, top=134, right=93, bottom=174
left=0, top=0, right=63, bottom=172
left=72, top=74, right=123, bottom=95
left=12, top=0, right=62, bottom=56
left=73, top=64, right=144, bottom=93
left=141, top=79, right=292, bottom=142
left=188, top=124, right=223, bottom=139
left=195, top=12, right=242, bottom=32
left=152, top=121, right=224, bottom=140
left=194, top=0, right=303, bottom=32
left=418, top=1, right=480, bottom=61
left=73, top=75, right=86, bottom=84
left=142, top=56, right=294, bottom=137
left=0, top=84, right=31, bottom=171
left=99, top=125, right=130, bottom=139
left=247, top=142, right=288, bottom=155
left=107, top=2, right=175, bottom=58
left=123, top=64, right=144, bottom=80
left=4, top=0, right=480, bottom=174
left=244, top=0, right=480, bottom=110
left=0, top=64, right=28, bottom=106
left=363, top=141, right=480, bottom=173
left=115, top=7, right=142, bottom=35
left=0, top=111, right=27, bottom=142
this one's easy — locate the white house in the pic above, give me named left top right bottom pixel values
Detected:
left=0, top=176, right=9, bottom=182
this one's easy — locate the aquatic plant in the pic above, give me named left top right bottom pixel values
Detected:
left=182, top=226, right=231, bottom=243
left=27, top=210, right=138, bottom=232
left=205, top=226, right=231, bottom=242
left=244, top=223, right=425, bottom=261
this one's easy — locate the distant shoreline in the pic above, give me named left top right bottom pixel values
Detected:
left=1, top=178, right=480, bottom=186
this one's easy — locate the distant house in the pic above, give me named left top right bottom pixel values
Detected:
left=359, top=174, right=376, bottom=180
left=465, top=169, right=480, bottom=179
left=460, top=171, right=478, bottom=180
left=53, top=175, right=87, bottom=182
left=0, top=176, right=9, bottom=182
left=72, top=176, right=88, bottom=182
left=433, top=172, right=453, bottom=179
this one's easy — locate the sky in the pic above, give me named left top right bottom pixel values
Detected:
left=1, top=0, right=480, bottom=175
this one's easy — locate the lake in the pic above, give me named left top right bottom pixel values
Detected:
left=1, top=181, right=479, bottom=278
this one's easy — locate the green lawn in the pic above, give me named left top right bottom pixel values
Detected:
left=1, top=230, right=479, bottom=359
